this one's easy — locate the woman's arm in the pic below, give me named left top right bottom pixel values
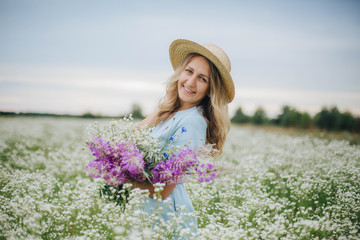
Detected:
left=126, top=180, right=177, bottom=200
left=139, top=110, right=157, bottom=127
left=136, top=109, right=179, bottom=200
left=133, top=114, right=206, bottom=200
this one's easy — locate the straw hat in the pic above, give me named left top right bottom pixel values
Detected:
left=169, top=39, right=235, bottom=103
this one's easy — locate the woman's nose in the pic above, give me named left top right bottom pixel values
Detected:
left=187, top=75, right=197, bottom=87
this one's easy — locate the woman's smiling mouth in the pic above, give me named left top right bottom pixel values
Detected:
left=183, top=85, right=195, bottom=94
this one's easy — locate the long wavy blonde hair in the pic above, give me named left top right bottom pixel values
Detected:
left=154, top=53, right=230, bottom=156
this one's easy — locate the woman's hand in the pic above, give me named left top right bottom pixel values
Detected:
left=125, top=180, right=177, bottom=200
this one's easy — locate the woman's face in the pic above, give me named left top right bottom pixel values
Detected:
left=177, top=56, right=210, bottom=110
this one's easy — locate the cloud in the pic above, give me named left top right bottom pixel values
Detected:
left=0, top=97, right=21, bottom=103
left=0, top=83, right=161, bottom=116
left=0, top=65, right=169, bottom=115
left=1, top=64, right=359, bottom=117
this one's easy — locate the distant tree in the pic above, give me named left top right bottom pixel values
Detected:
left=81, top=112, right=97, bottom=118
left=274, top=106, right=288, bottom=126
left=252, top=107, right=268, bottom=125
left=131, top=103, right=144, bottom=119
left=282, top=107, right=299, bottom=127
left=355, top=117, right=360, bottom=133
left=0, top=111, right=17, bottom=116
left=328, top=107, right=341, bottom=131
left=231, top=107, right=250, bottom=123
left=314, top=107, right=330, bottom=130
left=339, top=111, right=356, bottom=132
left=299, top=112, right=312, bottom=129
left=314, top=106, right=356, bottom=132
left=274, top=106, right=299, bottom=127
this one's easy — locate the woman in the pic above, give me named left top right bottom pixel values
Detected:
left=131, top=39, right=235, bottom=238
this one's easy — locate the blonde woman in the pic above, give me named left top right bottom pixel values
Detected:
left=132, top=39, right=235, bottom=237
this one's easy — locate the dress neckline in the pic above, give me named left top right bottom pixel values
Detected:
left=174, top=106, right=203, bottom=116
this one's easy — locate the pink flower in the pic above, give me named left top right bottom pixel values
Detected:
left=86, top=137, right=145, bottom=186
left=120, top=141, right=145, bottom=181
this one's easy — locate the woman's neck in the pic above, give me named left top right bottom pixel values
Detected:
left=178, top=104, right=197, bottom=112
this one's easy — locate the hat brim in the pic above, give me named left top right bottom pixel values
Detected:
left=169, top=39, right=235, bottom=103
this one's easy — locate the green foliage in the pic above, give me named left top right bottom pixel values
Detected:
left=299, top=112, right=311, bottom=129
left=314, top=107, right=357, bottom=132
left=231, top=105, right=359, bottom=133
left=99, top=183, right=131, bottom=210
left=130, top=103, right=144, bottom=119
left=252, top=107, right=268, bottom=125
left=231, top=107, right=250, bottom=123
left=274, top=106, right=312, bottom=129
left=81, top=112, right=97, bottom=118
left=278, top=106, right=297, bottom=127
left=340, top=112, right=357, bottom=131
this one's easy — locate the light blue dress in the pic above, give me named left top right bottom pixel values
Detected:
left=142, top=106, right=207, bottom=238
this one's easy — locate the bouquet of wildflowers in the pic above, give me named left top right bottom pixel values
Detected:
left=85, top=115, right=218, bottom=191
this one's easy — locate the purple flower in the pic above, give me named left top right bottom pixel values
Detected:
left=151, top=147, right=198, bottom=185
left=120, top=141, right=145, bottom=181
left=86, top=137, right=145, bottom=186
left=86, top=132, right=217, bottom=187
left=151, top=162, right=174, bottom=185
left=88, top=136, right=114, bottom=160
left=195, top=162, right=216, bottom=183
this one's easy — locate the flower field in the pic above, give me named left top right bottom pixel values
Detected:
left=0, top=117, right=359, bottom=239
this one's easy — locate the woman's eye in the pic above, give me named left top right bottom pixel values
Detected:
left=185, top=69, right=192, bottom=74
left=200, top=77, right=207, bottom=83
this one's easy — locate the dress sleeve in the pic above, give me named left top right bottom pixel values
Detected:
left=169, top=115, right=207, bottom=149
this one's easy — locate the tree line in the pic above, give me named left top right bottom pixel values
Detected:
left=0, top=104, right=145, bottom=119
left=231, top=106, right=360, bottom=133
left=2, top=103, right=359, bottom=133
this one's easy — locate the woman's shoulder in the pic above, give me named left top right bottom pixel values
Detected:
left=171, top=106, right=207, bottom=148
left=174, top=106, right=207, bottom=129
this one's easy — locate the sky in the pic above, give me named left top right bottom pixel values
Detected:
left=1, top=0, right=360, bottom=118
